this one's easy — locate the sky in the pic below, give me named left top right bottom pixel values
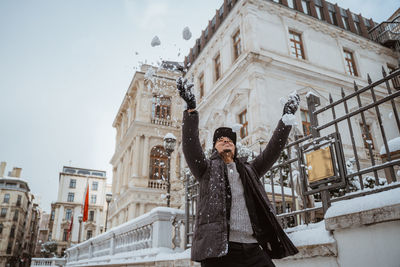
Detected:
left=0, top=0, right=398, bottom=213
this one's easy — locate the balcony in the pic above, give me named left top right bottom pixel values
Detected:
left=151, top=117, right=173, bottom=126
left=65, top=207, right=185, bottom=266
left=31, top=258, right=66, bottom=267
left=148, top=179, right=167, bottom=189
left=369, top=15, right=400, bottom=49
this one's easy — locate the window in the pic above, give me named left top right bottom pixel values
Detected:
left=89, top=210, right=95, bottom=222
left=65, top=209, right=72, bottom=220
left=360, top=124, right=374, bottom=149
left=13, top=210, right=18, bottom=222
left=301, top=110, right=311, bottom=135
left=7, top=242, right=12, bottom=254
left=3, top=193, right=10, bottom=203
left=87, top=230, right=93, bottom=240
left=64, top=168, right=76, bottom=174
left=69, top=179, right=76, bottom=188
left=0, top=223, right=3, bottom=234
left=289, top=31, right=305, bottom=59
left=239, top=110, right=248, bottom=139
left=90, top=195, right=97, bottom=204
left=342, top=16, right=350, bottom=30
left=328, top=4, right=338, bottom=26
left=63, top=229, right=68, bottom=241
left=92, top=181, right=98, bottom=191
left=77, top=170, right=90, bottom=175
left=16, top=195, right=21, bottom=206
left=199, top=73, right=204, bottom=100
left=214, top=53, right=221, bottom=81
left=287, top=0, right=296, bottom=9
left=1, top=208, right=7, bottom=217
left=387, top=64, right=400, bottom=89
left=233, top=30, right=242, bottom=60
left=343, top=50, right=357, bottom=76
left=67, top=192, right=74, bottom=202
left=152, top=95, right=171, bottom=120
left=301, top=0, right=310, bottom=15
left=314, top=0, right=325, bottom=20
left=10, top=226, right=15, bottom=238
left=48, top=231, right=52, bottom=241
left=149, top=146, right=168, bottom=180
left=51, top=210, right=55, bottom=221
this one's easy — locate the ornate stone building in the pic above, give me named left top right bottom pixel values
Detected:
left=0, top=162, right=40, bottom=267
left=108, top=63, right=183, bottom=229
left=183, top=0, right=399, bottom=173
left=50, top=166, right=109, bottom=256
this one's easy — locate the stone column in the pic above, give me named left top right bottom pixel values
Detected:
left=142, top=136, right=150, bottom=178
left=139, top=203, right=145, bottom=216
left=132, top=136, right=141, bottom=177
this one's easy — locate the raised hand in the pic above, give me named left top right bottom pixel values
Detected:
left=283, top=93, right=300, bottom=115
left=177, top=77, right=196, bottom=110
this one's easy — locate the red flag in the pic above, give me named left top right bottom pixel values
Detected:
left=83, top=182, right=89, bottom=222
left=67, top=214, right=74, bottom=241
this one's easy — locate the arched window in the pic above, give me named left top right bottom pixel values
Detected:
left=149, top=146, right=168, bottom=180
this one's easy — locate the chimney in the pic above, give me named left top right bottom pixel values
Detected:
left=0, top=162, right=6, bottom=177
left=10, top=167, right=22, bottom=178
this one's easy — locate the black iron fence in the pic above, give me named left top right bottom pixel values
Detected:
left=185, top=68, right=400, bottom=247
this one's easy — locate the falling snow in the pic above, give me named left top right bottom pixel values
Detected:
left=182, top=26, right=192, bottom=40
left=151, top=36, right=161, bottom=47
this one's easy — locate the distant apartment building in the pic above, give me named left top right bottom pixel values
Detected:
left=0, top=162, right=40, bottom=267
left=34, top=212, right=50, bottom=257
left=108, top=63, right=183, bottom=229
left=50, top=166, right=110, bottom=256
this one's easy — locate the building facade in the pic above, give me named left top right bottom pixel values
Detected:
left=183, top=0, right=398, bottom=174
left=0, top=162, right=40, bottom=267
left=108, top=64, right=183, bottom=229
left=50, top=166, right=109, bottom=256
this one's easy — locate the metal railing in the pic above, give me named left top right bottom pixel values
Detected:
left=185, top=68, right=400, bottom=246
left=369, top=15, right=400, bottom=46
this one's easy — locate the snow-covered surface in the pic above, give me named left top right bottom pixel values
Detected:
left=182, top=26, right=192, bottom=40
left=286, top=221, right=335, bottom=246
left=265, top=184, right=297, bottom=196
left=164, top=133, right=177, bottom=140
left=379, top=136, right=400, bottom=154
left=151, top=36, right=161, bottom=47
left=325, top=185, right=400, bottom=219
left=73, top=207, right=184, bottom=248
left=282, top=113, right=298, bottom=126
left=306, top=91, right=319, bottom=98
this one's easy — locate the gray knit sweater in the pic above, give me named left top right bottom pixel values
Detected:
left=226, top=162, right=257, bottom=243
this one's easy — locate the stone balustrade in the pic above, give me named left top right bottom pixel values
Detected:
left=31, top=257, right=66, bottom=267
left=65, top=207, right=185, bottom=267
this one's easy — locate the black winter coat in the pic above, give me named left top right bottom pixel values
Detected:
left=182, top=110, right=299, bottom=262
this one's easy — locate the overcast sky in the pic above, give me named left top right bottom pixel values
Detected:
left=0, top=0, right=397, bottom=213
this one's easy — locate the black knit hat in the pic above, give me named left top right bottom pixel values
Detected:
left=213, top=127, right=237, bottom=147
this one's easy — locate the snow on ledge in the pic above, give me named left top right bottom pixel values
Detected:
left=380, top=136, right=400, bottom=155
left=286, top=221, right=335, bottom=247
left=325, top=185, right=400, bottom=219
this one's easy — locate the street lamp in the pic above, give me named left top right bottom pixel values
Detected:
left=105, top=193, right=112, bottom=232
left=78, top=214, right=83, bottom=243
left=163, top=133, right=177, bottom=207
